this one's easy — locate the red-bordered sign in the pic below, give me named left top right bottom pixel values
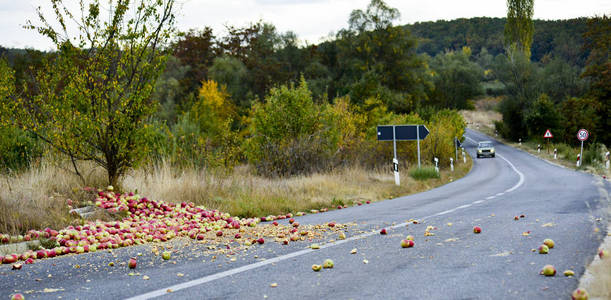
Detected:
left=543, top=129, right=553, bottom=138
left=577, top=129, right=589, bottom=141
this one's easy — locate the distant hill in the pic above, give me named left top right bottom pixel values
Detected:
left=405, top=17, right=590, bottom=66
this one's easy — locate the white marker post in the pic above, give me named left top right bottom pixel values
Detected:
left=462, top=149, right=466, bottom=164
left=577, top=154, right=581, bottom=167
left=519, top=138, right=522, bottom=145
left=450, top=158, right=454, bottom=172
left=434, top=157, right=439, bottom=173
left=554, top=149, right=557, bottom=160
left=392, top=126, right=400, bottom=186
left=393, top=158, right=400, bottom=186
left=605, top=152, right=609, bottom=169
left=537, top=144, right=541, bottom=153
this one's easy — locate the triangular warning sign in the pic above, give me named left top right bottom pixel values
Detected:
left=544, top=129, right=553, bottom=138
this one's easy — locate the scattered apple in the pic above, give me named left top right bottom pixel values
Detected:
left=401, top=239, right=415, bottom=248
left=311, top=244, right=320, bottom=249
left=272, top=221, right=278, bottom=226
left=256, top=238, right=265, bottom=244
left=473, top=226, right=482, bottom=234
left=312, top=264, right=322, bottom=272
left=10, top=293, right=25, bottom=300
left=405, top=235, right=414, bottom=241
left=563, top=270, right=575, bottom=277
left=380, top=228, right=387, bottom=235
left=599, top=249, right=609, bottom=259
left=514, top=216, right=519, bottom=220
left=571, top=288, right=589, bottom=300
left=162, top=251, right=171, bottom=260
left=12, top=263, right=22, bottom=270
left=234, top=233, right=241, bottom=239
left=540, top=264, right=556, bottom=276
left=538, top=244, right=549, bottom=254
left=128, top=257, right=137, bottom=269
left=323, top=259, right=334, bottom=269
left=289, top=218, right=294, bottom=224
left=338, top=232, right=346, bottom=240
left=543, top=239, right=555, bottom=249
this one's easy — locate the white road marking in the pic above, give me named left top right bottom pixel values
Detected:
left=486, top=196, right=495, bottom=200
left=496, top=193, right=504, bottom=196
left=473, top=200, right=484, bottom=204
left=129, top=134, right=527, bottom=299
left=465, top=136, right=525, bottom=194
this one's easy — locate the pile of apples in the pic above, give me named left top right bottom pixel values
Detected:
left=1, top=188, right=265, bottom=266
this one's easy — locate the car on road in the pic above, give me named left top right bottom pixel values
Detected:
left=477, top=141, right=495, bottom=158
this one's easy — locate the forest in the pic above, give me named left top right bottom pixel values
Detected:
left=0, top=0, right=608, bottom=185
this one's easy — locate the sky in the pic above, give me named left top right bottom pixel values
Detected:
left=0, top=0, right=609, bottom=50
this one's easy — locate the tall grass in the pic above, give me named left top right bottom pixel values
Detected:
left=409, top=167, right=440, bottom=180
left=0, top=159, right=107, bottom=235
left=0, top=157, right=472, bottom=235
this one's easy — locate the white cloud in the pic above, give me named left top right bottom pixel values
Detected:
left=1, top=0, right=609, bottom=50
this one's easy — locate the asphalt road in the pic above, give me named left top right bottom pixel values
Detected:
left=1, top=129, right=608, bottom=299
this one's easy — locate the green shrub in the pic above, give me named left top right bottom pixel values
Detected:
left=0, top=126, right=42, bottom=173
left=409, top=167, right=440, bottom=180
left=245, top=78, right=338, bottom=177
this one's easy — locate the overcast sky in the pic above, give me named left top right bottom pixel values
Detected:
left=1, top=0, right=609, bottom=50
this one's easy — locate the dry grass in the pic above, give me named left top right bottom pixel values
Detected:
left=0, top=156, right=472, bottom=235
left=460, top=97, right=502, bottom=133
left=123, top=159, right=472, bottom=219
left=0, top=159, right=107, bottom=235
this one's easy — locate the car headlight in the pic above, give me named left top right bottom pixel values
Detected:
left=491, top=149, right=495, bottom=153
left=477, top=149, right=482, bottom=153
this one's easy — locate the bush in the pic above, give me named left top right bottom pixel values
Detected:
left=409, top=167, right=440, bottom=180
left=0, top=126, right=42, bottom=173
left=245, top=78, right=337, bottom=177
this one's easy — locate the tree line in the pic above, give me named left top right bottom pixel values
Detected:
left=0, top=0, right=608, bottom=186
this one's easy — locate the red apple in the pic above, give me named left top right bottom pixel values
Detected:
left=288, top=218, right=295, bottom=224
left=380, top=228, right=387, bottom=235
left=401, top=239, right=415, bottom=248
left=10, top=293, right=25, bottom=300
left=257, top=238, right=265, bottom=244
left=473, top=226, right=482, bottom=234
left=128, top=257, right=137, bottom=269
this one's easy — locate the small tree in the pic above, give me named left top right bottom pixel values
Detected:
left=0, top=0, right=176, bottom=187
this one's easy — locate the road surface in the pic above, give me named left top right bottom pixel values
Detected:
left=1, top=129, right=608, bottom=299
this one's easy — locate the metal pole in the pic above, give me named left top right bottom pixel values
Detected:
left=393, top=126, right=397, bottom=161
left=417, top=125, right=421, bottom=169
left=579, top=140, right=584, bottom=167
left=455, top=137, right=458, bottom=162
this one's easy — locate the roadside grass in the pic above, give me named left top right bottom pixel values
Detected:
left=0, top=156, right=472, bottom=235
left=0, top=159, right=107, bottom=235
left=123, top=159, right=471, bottom=219
left=409, top=167, right=440, bottom=180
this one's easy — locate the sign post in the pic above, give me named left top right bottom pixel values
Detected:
left=377, top=125, right=430, bottom=184
left=543, top=129, right=553, bottom=154
left=577, top=129, right=589, bottom=168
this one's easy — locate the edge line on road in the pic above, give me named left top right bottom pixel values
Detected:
left=128, top=134, right=527, bottom=300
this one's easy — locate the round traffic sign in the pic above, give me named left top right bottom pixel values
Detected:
left=577, top=129, right=589, bottom=141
